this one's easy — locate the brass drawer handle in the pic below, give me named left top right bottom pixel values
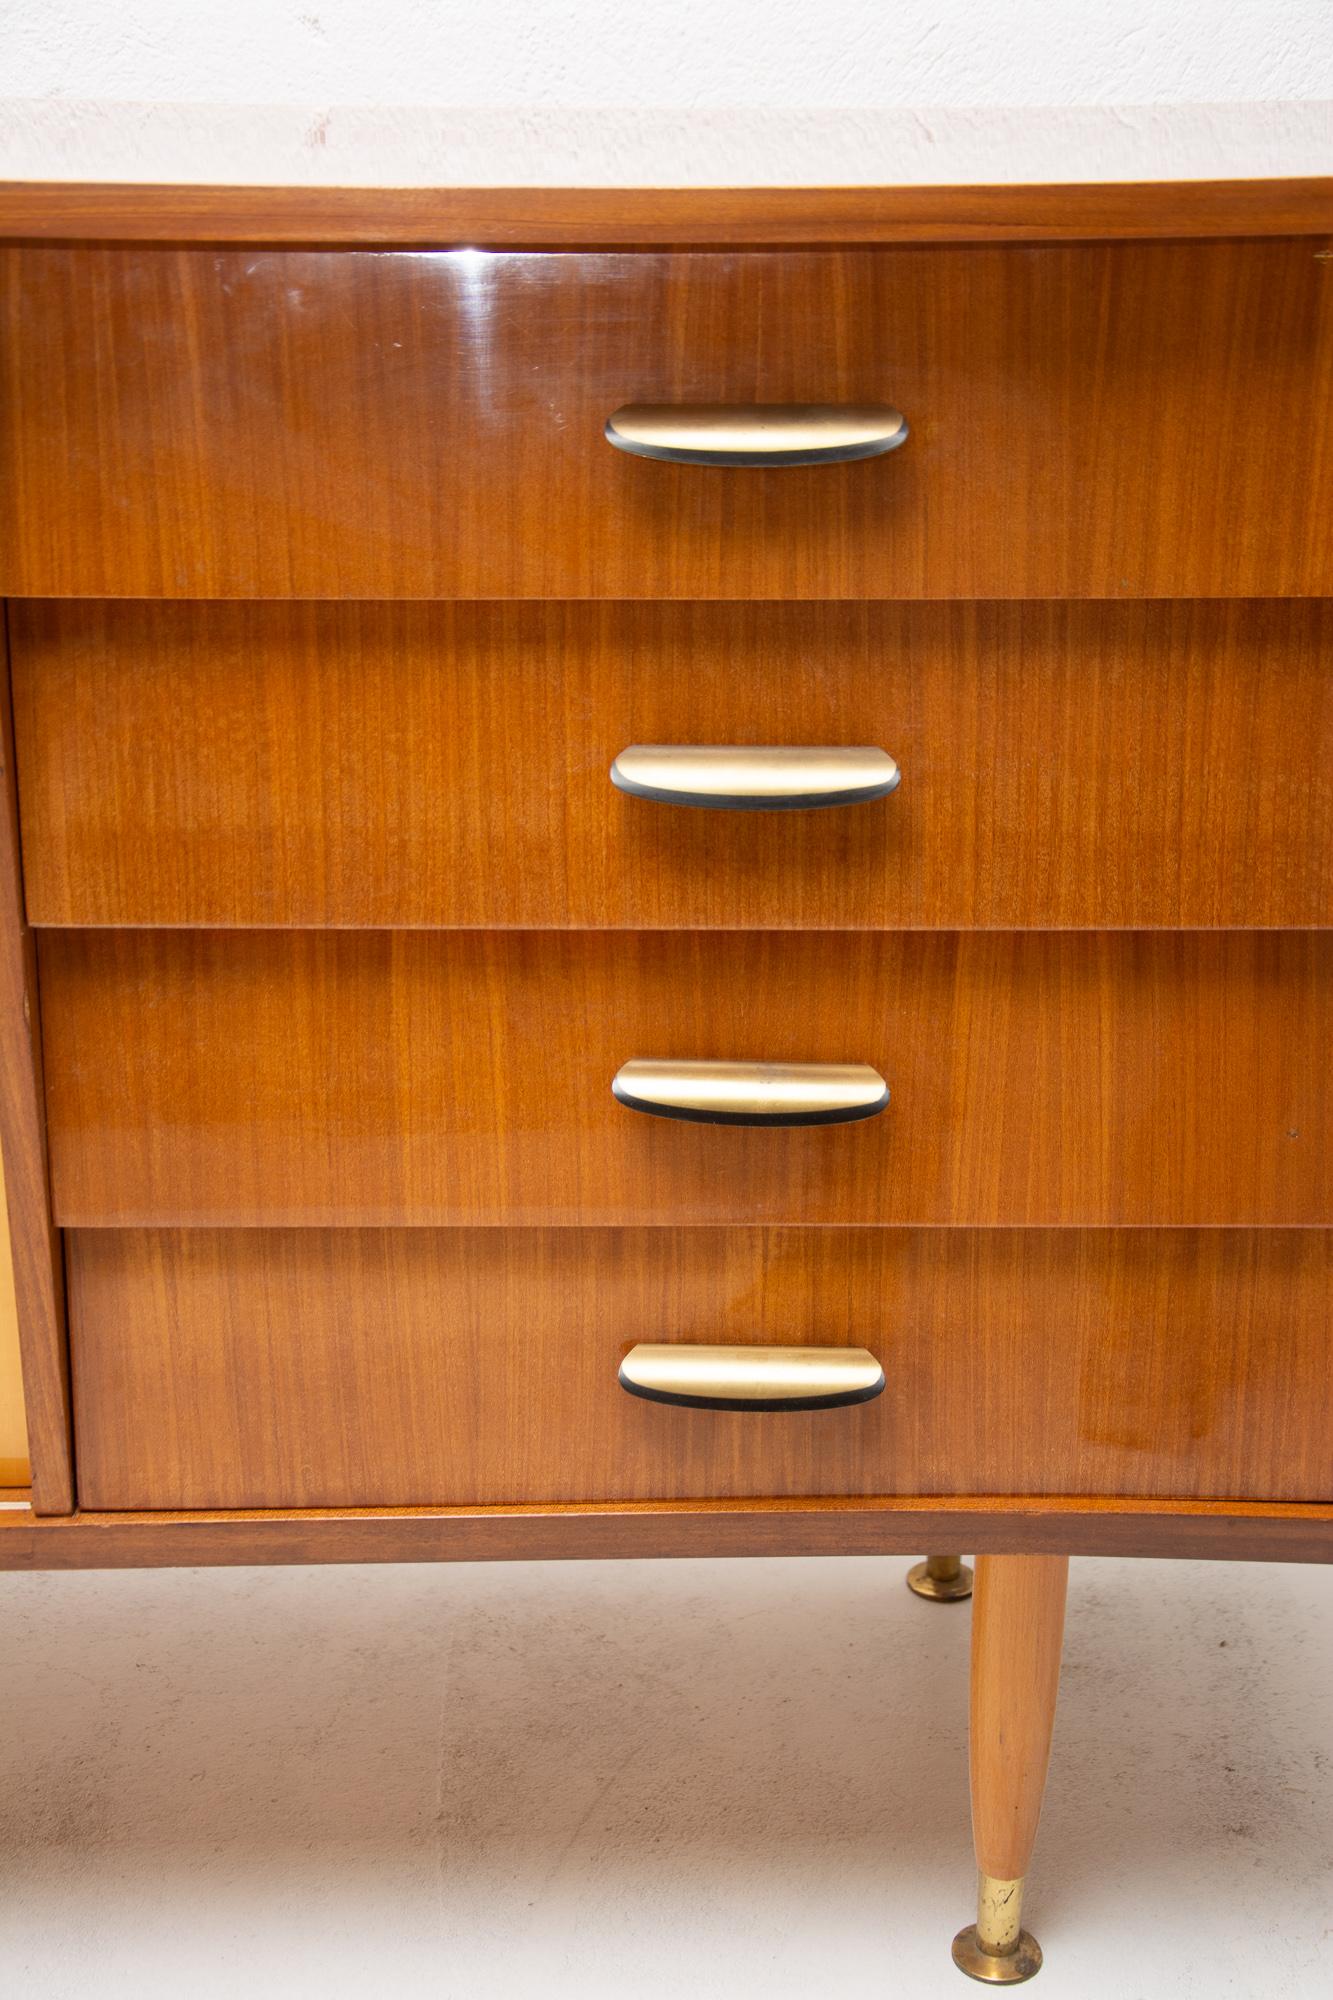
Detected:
left=610, top=744, right=900, bottom=811
left=612, top=1058, right=888, bottom=1127
left=620, top=1343, right=885, bottom=1412
left=605, top=403, right=908, bottom=467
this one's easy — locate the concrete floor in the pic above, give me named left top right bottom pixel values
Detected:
left=3, top=1554, right=1330, bottom=1998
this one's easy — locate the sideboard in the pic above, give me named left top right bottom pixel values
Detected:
left=2, top=175, right=1330, bottom=1983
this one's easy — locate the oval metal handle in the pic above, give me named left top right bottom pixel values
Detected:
left=605, top=403, right=908, bottom=467
left=619, top=1344, right=885, bottom=1412
left=610, top=744, right=900, bottom=811
left=612, top=1058, right=888, bottom=1127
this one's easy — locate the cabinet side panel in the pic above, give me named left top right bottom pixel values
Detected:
left=0, top=611, right=70, bottom=1509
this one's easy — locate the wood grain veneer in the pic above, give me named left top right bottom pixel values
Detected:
left=0, top=1185, right=31, bottom=1485
left=5, top=183, right=1332, bottom=1574
left=6, top=1497, right=1333, bottom=1571
left=0, top=621, right=69, bottom=1511
left=13, top=599, right=1333, bottom=931
left=38, top=929, right=1332, bottom=1229
left=2, top=179, right=1330, bottom=245
left=4, top=242, right=1332, bottom=600
left=66, top=1228, right=1333, bottom=1511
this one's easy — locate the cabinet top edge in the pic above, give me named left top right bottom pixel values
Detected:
left=1, top=177, right=1330, bottom=248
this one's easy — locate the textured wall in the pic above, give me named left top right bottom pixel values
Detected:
left=2, top=0, right=1331, bottom=182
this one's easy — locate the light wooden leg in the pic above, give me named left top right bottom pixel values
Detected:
left=906, top=1552, right=974, bottom=1601
left=952, top=1553, right=1069, bottom=1983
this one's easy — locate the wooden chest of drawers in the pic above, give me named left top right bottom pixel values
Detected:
left=1, top=176, right=1329, bottom=1984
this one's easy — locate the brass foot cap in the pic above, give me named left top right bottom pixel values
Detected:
left=907, top=1559, right=974, bottom=1602
left=951, top=1926, right=1043, bottom=1984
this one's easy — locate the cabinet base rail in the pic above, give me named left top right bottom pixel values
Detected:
left=3, top=1495, right=1332, bottom=1569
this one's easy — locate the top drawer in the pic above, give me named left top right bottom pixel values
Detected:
left=2, top=241, right=1330, bottom=600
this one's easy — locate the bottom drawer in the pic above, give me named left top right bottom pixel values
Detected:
left=68, top=1229, right=1333, bottom=1512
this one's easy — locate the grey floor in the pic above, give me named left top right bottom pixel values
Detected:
left=3, top=1553, right=1330, bottom=1998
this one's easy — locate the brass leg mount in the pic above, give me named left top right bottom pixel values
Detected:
left=906, top=1552, right=975, bottom=1601
left=952, top=1874, right=1043, bottom=1984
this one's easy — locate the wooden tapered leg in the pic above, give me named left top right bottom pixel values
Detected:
left=952, top=1554, right=1069, bottom=1984
left=906, top=1552, right=975, bottom=1601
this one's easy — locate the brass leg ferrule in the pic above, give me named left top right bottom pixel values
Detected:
left=907, top=1553, right=975, bottom=1601
left=951, top=1875, right=1043, bottom=1984
left=978, top=1876, right=1024, bottom=1956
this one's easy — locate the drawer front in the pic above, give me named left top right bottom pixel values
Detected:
left=68, top=1227, right=1333, bottom=1510
left=3, top=242, right=1330, bottom=600
left=15, top=599, right=1333, bottom=931
left=39, top=930, right=1331, bottom=1228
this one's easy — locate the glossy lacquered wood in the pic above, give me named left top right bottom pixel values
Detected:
left=66, top=1228, right=1333, bottom=1511
left=0, top=624, right=70, bottom=1512
left=4, top=242, right=1332, bottom=599
left=3, top=178, right=1330, bottom=245
left=38, top=929, right=1332, bottom=1229
left=14, top=600, right=1333, bottom=931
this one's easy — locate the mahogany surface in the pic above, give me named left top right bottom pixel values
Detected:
left=5, top=1498, right=1333, bottom=1572
left=3, top=177, right=1330, bottom=245
left=4, top=242, right=1332, bottom=601
left=67, top=1227, right=1333, bottom=1511
left=13, top=599, right=1333, bottom=932
left=38, top=927, right=1332, bottom=1230
left=2, top=190, right=1331, bottom=1564
left=0, top=635, right=70, bottom=1511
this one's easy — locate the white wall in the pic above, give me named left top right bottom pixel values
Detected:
left=2, top=0, right=1331, bottom=184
